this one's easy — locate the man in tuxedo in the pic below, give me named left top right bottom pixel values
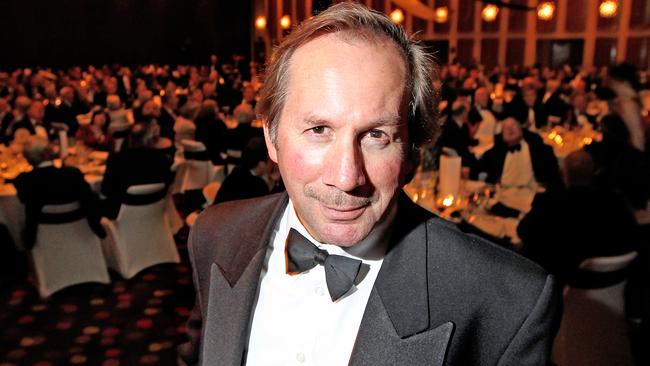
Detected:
left=517, top=149, right=638, bottom=283
left=467, top=86, right=498, bottom=139
left=12, top=137, right=105, bottom=249
left=436, top=100, right=478, bottom=169
left=184, top=3, right=560, bottom=365
left=214, top=137, right=271, bottom=204
left=475, top=118, right=560, bottom=189
left=507, top=85, right=546, bottom=130
left=10, top=100, right=49, bottom=140
left=53, top=86, right=89, bottom=136
left=158, top=93, right=178, bottom=141
left=101, top=122, right=173, bottom=219
left=540, top=78, right=570, bottom=126
left=0, top=98, right=14, bottom=143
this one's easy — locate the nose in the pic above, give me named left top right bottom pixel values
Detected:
left=322, top=138, right=366, bottom=192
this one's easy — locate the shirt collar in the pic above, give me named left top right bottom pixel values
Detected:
left=37, top=160, right=54, bottom=168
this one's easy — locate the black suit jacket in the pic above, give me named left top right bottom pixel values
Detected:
left=541, top=91, right=569, bottom=123
left=475, top=133, right=560, bottom=188
left=9, top=117, right=36, bottom=136
left=224, top=124, right=264, bottom=153
left=214, top=166, right=269, bottom=204
left=158, top=108, right=176, bottom=141
left=0, top=112, right=14, bottom=143
left=506, top=95, right=547, bottom=128
left=12, top=165, right=105, bottom=249
left=518, top=186, right=638, bottom=283
left=100, top=147, right=173, bottom=218
left=52, top=100, right=89, bottom=136
left=195, top=116, right=228, bottom=165
left=187, top=193, right=561, bottom=365
left=436, top=118, right=478, bottom=168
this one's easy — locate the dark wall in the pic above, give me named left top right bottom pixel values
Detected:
left=0, top=0, right=252, bottom=68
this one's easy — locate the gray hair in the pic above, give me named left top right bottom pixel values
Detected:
left=22, top=136, right=53, bottom=166
left=256, top=2, right=438, bottom=150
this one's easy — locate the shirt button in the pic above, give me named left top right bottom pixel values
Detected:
left=314, top=287, right=325, bottom=296
left=296, top=352, right=306, bottom=363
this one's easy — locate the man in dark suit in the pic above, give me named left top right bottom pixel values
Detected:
left=539, top=78, right=570, bottom=126
left=0, top=97, right=14, bottom=144
left=183, top=4, right=560, bottom=365
left=214, top=137, right=270, bottom=204
left=507, top=85, right=547, bottom=130
left=436, top=100, right=478, bottom=169
left=12, top=137, right=105, bottom=249
left=52, top=86, right=89, bottom=136
left=101, top=122, right=173, bottom=219
left=10, top=100, right=50, bottom=140
left=475, top=118, right=560, bottom=189
left=158, top=93, right=178, bottom=141
left=518, top=149, right=638, bottom=283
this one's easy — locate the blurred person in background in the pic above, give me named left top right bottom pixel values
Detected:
left=101, top=122, right=173, bottom=219
left=12, top=137, right=105, bottom=249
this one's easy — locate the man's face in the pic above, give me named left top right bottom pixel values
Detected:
left=28, top=102, right=44, bottom=121
left=265, top=34, right=411, bottom=246
left=523, top=89, right=537, bottom=107
left=474, top=88, right=488, bottom=107
left=142, top=100, right=160, bottom=117
left=502, top=119, right=523, bottom=146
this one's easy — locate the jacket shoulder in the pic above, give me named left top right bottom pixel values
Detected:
left=189, top=193, right=286, bottom=266
left=427, top=217, right=548, bottom=286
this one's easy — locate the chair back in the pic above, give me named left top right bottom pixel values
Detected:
left=32, top=201, right=110, bottom=298
left=101, top=183, right=180, bottom=279
left=552, top=251, right=638, bottom=366
left=579, top=251, right=638, bottom=273
left=179, top=140, right=213, bottom=192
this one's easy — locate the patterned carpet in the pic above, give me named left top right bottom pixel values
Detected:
left=0, top=227, right=195, bottom=366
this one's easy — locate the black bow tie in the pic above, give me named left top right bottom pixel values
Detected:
left=507, top=143, right=521, bottom=153
left=285, top=228, right=362, bottom=302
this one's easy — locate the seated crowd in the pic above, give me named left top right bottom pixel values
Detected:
left=0, top=56, right=280, bottom=254
left=1, top=57, right=649, bottom=285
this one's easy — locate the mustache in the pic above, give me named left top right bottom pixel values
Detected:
left=304, top=186, right=376, bottom=208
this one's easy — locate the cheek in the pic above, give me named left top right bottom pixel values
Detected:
left=365, top=152, right=407, bottom=188
left=279, top=144, right=325, bottom=183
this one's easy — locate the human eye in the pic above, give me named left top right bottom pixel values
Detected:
left=362, top=128, right=391, bottom=146
left=309, top=126, right=327, bottom=135
left=304, top=125, right=333, bottom=141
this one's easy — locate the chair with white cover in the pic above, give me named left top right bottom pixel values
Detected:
left=179, top=139, right=213, bottom=193
left=101, top=183, right=180, bottom=279
left=31, top=202, right=110, bottom=298
left=552, top=251, right=639, bottom=366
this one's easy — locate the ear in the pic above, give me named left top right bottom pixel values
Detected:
left=263, top=121, right=278, bottom=163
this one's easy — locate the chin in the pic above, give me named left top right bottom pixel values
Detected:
left=319, top=224, right=371, bottom=247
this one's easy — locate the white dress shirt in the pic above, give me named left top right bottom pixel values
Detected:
left=500, top=141, right=536, bottom=188
left=246, top=200, right=393, bottom=366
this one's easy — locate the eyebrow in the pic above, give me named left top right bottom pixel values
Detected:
left=302, top=113, right=404, bottom=128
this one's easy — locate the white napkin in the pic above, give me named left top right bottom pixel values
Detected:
left=496, top=187, right=536, bottom=213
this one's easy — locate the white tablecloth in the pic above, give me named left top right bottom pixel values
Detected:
left=0, top=184, right=25, bottom=249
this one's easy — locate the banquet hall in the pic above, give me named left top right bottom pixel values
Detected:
left=1, top=0, right=649, bottom=365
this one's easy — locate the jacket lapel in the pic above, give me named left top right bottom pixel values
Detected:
left=201, top=193, right=289, bottom=365
left=350, top=193, right=454, bottom=365
left=201, top=251, right=266, bottom=365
